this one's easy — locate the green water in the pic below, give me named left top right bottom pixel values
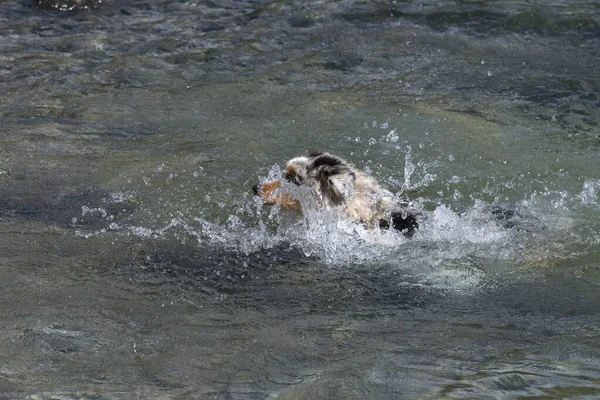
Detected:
left=1, top=0, right=599, bottom=398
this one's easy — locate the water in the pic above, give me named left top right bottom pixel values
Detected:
left=1, top=0, right=600, bottom=398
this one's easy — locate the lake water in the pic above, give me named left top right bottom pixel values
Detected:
left=1, top=0, right=600, bottom=398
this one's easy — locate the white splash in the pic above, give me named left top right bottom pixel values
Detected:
left=580, top=179, right=600, bottom=207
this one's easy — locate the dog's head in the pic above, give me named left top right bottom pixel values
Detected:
left=254, top=151, right=356, bottom=208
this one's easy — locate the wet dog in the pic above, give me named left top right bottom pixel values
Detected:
left=253, top=151, right=420, bottom=237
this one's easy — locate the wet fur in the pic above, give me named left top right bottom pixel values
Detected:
left=255, top=151, right=420, bottom=237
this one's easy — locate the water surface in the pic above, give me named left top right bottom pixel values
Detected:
left=1, top=0, right=599, bottom=398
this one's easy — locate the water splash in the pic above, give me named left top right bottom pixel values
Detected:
left=403, top=145, right=416, bottom=190
left=579, top=179, right=600, bottom=207
left=69, top=154, right=597, bottom=295
left=425, top=202, right=511, bottom=244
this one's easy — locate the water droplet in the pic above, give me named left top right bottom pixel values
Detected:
left=386, top=129, right=399, bottom=142
left=487, top=71, right=493, bottom=76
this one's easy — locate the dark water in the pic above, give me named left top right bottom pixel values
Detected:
left=1, top=0, right=600, bottom=398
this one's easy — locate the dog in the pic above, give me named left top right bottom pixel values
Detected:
left=253, top=151, right=420, bottom=237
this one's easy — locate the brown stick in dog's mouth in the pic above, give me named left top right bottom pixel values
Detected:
left=253, top=180, right=301, bottom=211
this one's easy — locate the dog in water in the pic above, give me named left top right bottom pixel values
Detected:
left=253, top=151, right=420, bottom=237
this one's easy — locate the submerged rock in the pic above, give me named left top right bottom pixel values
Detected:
left=36, top=0, right=115, bottom=12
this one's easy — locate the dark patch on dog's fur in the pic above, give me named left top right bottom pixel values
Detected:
left=379, top=211, right=420, bottom=238
left=310, top=153, right=345, bottom=170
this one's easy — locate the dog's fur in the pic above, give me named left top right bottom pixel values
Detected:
left=253, top=151, right=419, bottom=237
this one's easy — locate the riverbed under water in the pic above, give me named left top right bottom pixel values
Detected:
left=1, top=0, right=600, bottom=398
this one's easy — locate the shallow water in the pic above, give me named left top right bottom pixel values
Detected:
left=1, top=0, right=600, bottom=398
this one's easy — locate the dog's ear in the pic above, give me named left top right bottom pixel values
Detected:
left=319, top=170, right=345, bottom=205
left=311, top=154, right=351, bottom=206
left=318, top=164, right=341, bottom=186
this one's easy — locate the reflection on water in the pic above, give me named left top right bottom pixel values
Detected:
left=1, top=0, right=600, bottom=398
